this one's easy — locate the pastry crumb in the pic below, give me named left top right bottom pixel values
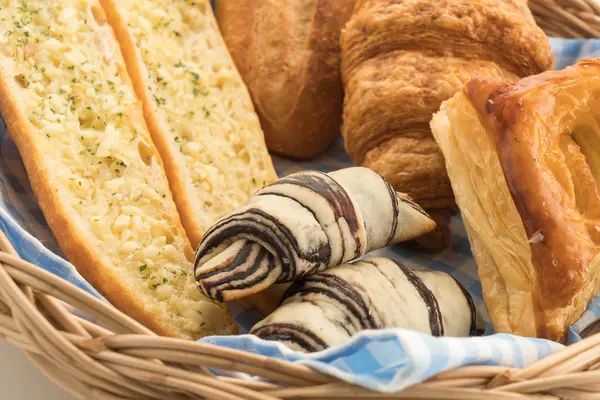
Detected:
left=528, top=230, right=544, bottom=244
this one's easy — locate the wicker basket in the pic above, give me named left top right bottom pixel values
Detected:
left=531, top=0, right=600, bottom=37
left=1, top=2, right=600, bottom=400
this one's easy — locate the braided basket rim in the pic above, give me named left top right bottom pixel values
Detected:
left=1, top=2, right=600, bottom=400
left=531, top=0, right=600, bottom=38
left=4, top=226, right=600, bottom=400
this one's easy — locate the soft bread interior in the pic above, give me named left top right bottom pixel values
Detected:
left=431, top=92, right=538, bottom=337
left=0, top=0, right=234, bottom=338
left=101, top=0, right=277, bottom=247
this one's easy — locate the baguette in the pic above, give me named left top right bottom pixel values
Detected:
left=100, top=0, right=277, bottom=248
left=215, top=0, right=354, bottom=159
left=0, top=0, right=234, bottom=338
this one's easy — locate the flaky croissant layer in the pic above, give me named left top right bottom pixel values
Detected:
left=340, top=0, right=553, bottom=213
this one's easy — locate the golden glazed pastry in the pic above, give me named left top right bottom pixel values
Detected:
left=430, top=59, right=600, bottom=342
left=340, top=0, right=553, bottom=249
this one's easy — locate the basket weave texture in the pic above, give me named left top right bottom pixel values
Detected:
left=1, top=3, right=600, bottom=400
left=531, top=0, right=600, bottom=37
left=3, top=230, right=600, bottom=400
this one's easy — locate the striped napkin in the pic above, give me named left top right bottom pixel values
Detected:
left=0, top=38, right=597, bottom=392
left=203, top=331, right=563, bottom=392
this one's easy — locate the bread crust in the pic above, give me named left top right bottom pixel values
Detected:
left=0, top=1, right=235, bottom=338
left=216, top=0, right=354, bottom=159
left=340, top=0, right=553, bottom=223
left=0, top=17, right=182, bottom=338
left=103, top=0, right=277, bottom=248
left=342, top=0, right=551, bottom=81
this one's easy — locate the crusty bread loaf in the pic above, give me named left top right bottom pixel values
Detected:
left=100, top=0, right=277, bottom=248
left=0, top=0, right=235, bottom=339
left=215, top=0, right=354, bottom=159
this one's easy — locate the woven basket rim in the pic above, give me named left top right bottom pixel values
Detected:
left=530, top=0, right=600, bottom=39
left=2, top=227, right=600, bottom=399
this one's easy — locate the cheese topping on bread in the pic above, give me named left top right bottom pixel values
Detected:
left=0, top=0, right=234, bottom=338
left=101, top=0, right=277, bottom=247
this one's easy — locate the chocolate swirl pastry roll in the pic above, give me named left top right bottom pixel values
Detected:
left=194, top=167, right=436, bottom=301
left=251, top=257, right=483, bottom=352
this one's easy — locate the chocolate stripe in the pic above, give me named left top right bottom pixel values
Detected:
left=223, top=250, right=276, bottom=289
left=241, top=209, right=329, bottom=280
left=254, top=191, right=332, bottom=273
left=269, top=172, right=364, bottom=259
left=450, top=276, right=481, bottom=336
left=252, top=323, right=327, bottom=352
left=285, top=273, right=378, bottom=330
left=384, top=180, right=399, bottom=245
left=195, top=241, right=255, bottom=280
left=392, top=260, right=444, bottom=336
left=195, top=207, right=293, bottom=265
left=201, top=248, right=275, bottom=301
left=207, top=252, right=278, bottom=299
left=195, top=210, right=294, bottom=278
left=195, top=212, right=245, bottom=264
left=284, top=289, right=356, bottom=336
left=196, top=212, right=288, bottom=264
left=397, top=192, right=430, bottom=217
left=256, top=333, right=317, bottom=352
left=284, top=284, right=368, bottom=331
left=359, top=259, right=398, bottom=329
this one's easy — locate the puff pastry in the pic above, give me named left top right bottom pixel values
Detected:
left=340, top=0, right=553, bottom=248
left=251, top=257, right=482, bottom=352
left=194, top=167, right=435, bottom=302
left=431, top=59, right=600, bottom=342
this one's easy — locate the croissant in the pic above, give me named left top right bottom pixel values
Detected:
left=340, top=0, right=553, bottom=248
left=251, top=257, right=483, bottom=352
left=194, top=167, right=435, bottom=301
left=430, top=59, right=600, bottom=343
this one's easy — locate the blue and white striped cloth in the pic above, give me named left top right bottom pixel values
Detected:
left=204, top=331, right=563, bottom=392
left=0, top=38, right=597, bottom=392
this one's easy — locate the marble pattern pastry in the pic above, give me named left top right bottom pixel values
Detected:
left=251, top=257, right=482, bottom=352
left=194, top=167, right=435, bottom=301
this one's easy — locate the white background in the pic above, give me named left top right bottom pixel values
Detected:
left=0, top=341, right=74, bottom=399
